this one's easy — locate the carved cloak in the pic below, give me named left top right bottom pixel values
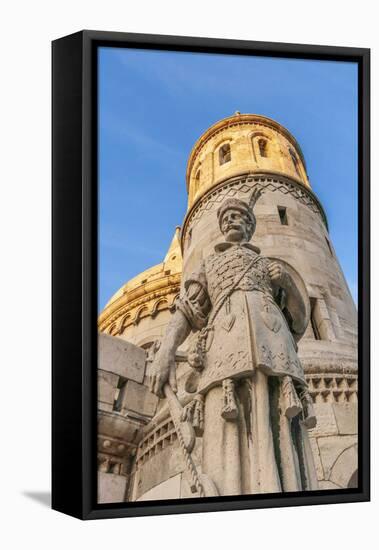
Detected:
left=177, top=241, right=318, bottom=495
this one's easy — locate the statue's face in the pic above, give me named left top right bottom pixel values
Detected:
left=220, top=208, right=253, bottom=242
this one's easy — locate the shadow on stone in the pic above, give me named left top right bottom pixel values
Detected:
left=23, top=491, right=51, bottom=508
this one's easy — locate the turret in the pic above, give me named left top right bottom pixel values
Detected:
left=98, top=113, right=358, bottom=500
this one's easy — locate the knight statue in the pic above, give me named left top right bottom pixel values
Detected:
left=149, top=186, right=318, bottom=495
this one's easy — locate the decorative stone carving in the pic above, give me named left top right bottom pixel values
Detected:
left=97, top=335, right=159, bottom=504
left=149, top=186, right=319, bottom=495
left=181, top=394, right=204, bottom=436
left=98, top=228, right=182, bottom=336
left=182, top=174, right=328, bottom=248
left=97, top=113, right=358, bottom=502
left=305, top=372, right=358, bottom=404
left=221, top=379, right=239, bottom=420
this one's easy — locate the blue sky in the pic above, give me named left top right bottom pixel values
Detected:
left=98, top=47, right=358, bottom=311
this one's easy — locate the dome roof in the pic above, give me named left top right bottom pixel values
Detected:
left=98, top=228, right=182, bottom=335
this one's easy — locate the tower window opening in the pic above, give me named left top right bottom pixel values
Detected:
left=195, top=169, right=201, bottom=191
left=310, top=298, right=322, bottom=340
left=325, top=237, right=333, bottom=256
left=187, top=228, right=192, bottom=248
left=219, top=143, right=231, bottom=165
left=289, top=148, right=301, bottom=177
left=277, top=206, right=288, bottom=225
left=258, top=138, right=268, bottom=158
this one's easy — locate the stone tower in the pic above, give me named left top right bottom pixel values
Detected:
left=98, top=113, right=358, bottom=502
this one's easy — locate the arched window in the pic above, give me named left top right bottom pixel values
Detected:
left=194, top=169, right=201, bottom=192
left=258, top=138, right=268, bottom=158
left=251, top=134, right=271, bottom=162
left=219, top=143, right=231, bottom=165
left=186, top=228, right=192, bottom=249
left=289, top=148, right=301, bottom=177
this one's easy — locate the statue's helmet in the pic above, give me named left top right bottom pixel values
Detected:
left=216, top=186, right=263, bottom=233
left=217, top=197, right=255, bottom=229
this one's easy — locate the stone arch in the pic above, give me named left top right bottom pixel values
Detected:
left=213, top=137, right=232, bottom=164
left=213, top=135, right=233, bottom=150
left=288, top=147, right=302, bottom=178
left=218, top=142, right=231, bottom=165
left=136, top=335, right=162, bottom=354
left=258, top=137, right=268, bottom=157
left=133, top=305, right=150, bottom=325
left=108, top=323, right=118, bottom=336
left=287, top=146, right=308, bottom=184
left=119, top=313, right=131, bottom=334
left=249, top=131, right=273, bottom=163
left=194, top=167, right=201, bottom=194
left=329, top=443, right=358, bottom=488
left=170, top=293, right=180, bottom=312
left=267, top=256, right=310, bottom=341
left=189, top=160, right=203, bottom=204
left=151, top=298, right=169, bottom=318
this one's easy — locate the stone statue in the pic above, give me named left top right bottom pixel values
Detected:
left=149, top=186, right=318, bottom=496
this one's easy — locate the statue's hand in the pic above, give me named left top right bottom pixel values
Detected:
left=149, top=347, right=177, bottom=398
left=268, top=261, right=286, bottom=286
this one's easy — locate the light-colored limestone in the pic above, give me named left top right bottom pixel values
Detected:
left=99, top=333, right=146, bottom=382
left=97, top=113, right=358, bottom=503
left=317, top=435, right=357, bottom=480
left=122, top=380, right=159, bottom=417
left=308, top=404, right=338, bottom=437
left=98, top=472, right=127, bottom=504
left=333, top=403, right=358, bottom=435
left=186, top=114, right=310, bottom=210
left=148, top=189, right=318, bottom=496
left=309, top=437, right=324, bottom=481
left=318, top=480, right=342, bottom=490
left=136, top=474, right=182, bottom=501
left=329, top=444, right=358, bottom=488
left=98, top=370, right=119, bottom=409
left=98, top=228, right=182, bottom=338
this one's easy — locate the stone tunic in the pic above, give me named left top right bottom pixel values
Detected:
left=177, top=241, right=306, bottom=394
left=175, top=241, right=318, bottom=495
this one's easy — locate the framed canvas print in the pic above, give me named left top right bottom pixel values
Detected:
left=52, top=30, right=370, bottom=520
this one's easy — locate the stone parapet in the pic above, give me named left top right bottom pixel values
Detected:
left=97, top=333, right=158, bottom=503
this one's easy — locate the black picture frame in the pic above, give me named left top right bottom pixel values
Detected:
left=52, top=30, right=370, bottom=520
